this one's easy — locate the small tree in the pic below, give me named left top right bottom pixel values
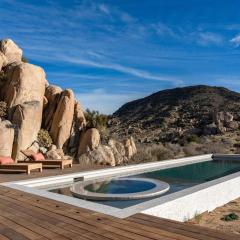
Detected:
left=37, top=129, right=53, bottom=148
left=85, top=108, right=108, bottom=130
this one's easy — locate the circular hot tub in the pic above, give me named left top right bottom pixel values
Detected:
left=70, top=177, right=170, bottom=201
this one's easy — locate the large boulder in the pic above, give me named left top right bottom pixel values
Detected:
left=50, top=89, right=75, bottom=149
left=74, top=102, right=86, bottom=129
left=68, top=101, right=87, bottom=155
left=0, top=39, right=22, bottom=65
left=82, top=145, right=116, bottom=166
left=124, top=136, right=137, bottom=158
left=11, top=101, right=42, bottom=160
left=43, top=85, right=62, bottom=130
left=78, top=128, right=100, bottom=155
left=0, top=119, right=14, bottom=157
left=108, top=139, right=127, bottom=165
left=3, top=62, right=46, bottom=109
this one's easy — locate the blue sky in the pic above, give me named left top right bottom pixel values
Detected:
left=1, top=0, right=240, bottom=114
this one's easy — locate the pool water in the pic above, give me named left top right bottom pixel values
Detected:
left=85, top=179, right=156, bottom=194
left=50, top=160, right=240, bottom=208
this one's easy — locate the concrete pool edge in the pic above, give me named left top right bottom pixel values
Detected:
left=2, top=154, right=240, bottom=221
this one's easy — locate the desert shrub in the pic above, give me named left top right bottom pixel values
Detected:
left=132, top=143, right=175, bottom=163
left=183, top=143, right=199, bottom=156
left=85, top=109, right=108, bottom=130
left=37, top=129, right=53, bottom=148
left=187, top=134, right=200, bottom=143
left=221, top=213, right=239, bottom=222
left=0, top=101, right=7, bottom=118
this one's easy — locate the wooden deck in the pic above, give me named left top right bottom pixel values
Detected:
left=0, top=166, right=239, bottom=239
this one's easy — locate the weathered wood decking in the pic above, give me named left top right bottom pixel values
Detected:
left=0, top=166, right=239, bottom=240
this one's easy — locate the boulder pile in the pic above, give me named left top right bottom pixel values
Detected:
left=0, top=39, right=137, bottom=165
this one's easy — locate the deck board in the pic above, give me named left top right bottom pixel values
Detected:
left=0, top=168, right=239, bottom=240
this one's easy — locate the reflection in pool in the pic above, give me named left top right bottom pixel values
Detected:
left=85, top=179, right=156, bottom=194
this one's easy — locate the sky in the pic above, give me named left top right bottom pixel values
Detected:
left=1, top=0, right=240, bottom=114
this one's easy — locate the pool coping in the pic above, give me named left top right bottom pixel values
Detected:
left=2, top=154, right=240, bottom=220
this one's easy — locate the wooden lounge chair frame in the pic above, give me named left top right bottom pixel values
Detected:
left=19, top=150, right=73, bottom=170
left=0, top=163, right=42, bottom=175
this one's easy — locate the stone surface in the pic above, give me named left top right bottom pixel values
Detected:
left=88, top=145, right=116, bottom=166
left=46, top=149, right=62, bottom=160
left=78, top=128, right=100, bottom=155
left=42, top=85, right=62, bottom=130
left=0, top=39, right=22, bottom=65
left=124, top=137, right=137, bottom=158
left=68, top=101, right=87, bottom=155
left=0, top=120, right=14, bottom=157
left=11, top=101, right=42, bottom=160
left=3, top=62, right=46, bottom=109
left=74, top=101, right=86, bottom=129
left=0, top=52, right=7, bottom=70
left=108, top=139, right=127, bottom=165
left=50, top=89, right=75, bottom=149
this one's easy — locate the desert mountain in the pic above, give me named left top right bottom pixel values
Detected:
left=109, top=85, right=240, bottom=144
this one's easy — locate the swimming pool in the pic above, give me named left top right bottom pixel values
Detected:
left=2, top=154, right=240, bottom=221
left=51, top=159, right=240, bottom=208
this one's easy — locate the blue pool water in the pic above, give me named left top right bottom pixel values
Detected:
left=51, top=160, right=240, bottom=208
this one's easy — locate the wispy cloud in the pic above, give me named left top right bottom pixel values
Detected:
left=59, top=56, right=183, bottom=84
left=196, top=32, right=223, bottom=46
left=230, top=35, right=240, bottom=46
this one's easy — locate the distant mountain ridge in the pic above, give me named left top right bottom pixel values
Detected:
left=109, top=85, right=240, bottom=143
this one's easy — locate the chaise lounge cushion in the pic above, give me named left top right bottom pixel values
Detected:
left=31, top=153, right=45, bottom=161
left=0, top=156, right=14, bottom=164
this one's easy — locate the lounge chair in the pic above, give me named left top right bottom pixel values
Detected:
left=19, top=150, right=73, bottom=170
left=0, top=157, right=42, bottom=175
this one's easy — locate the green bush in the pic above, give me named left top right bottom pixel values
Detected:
left=85, top=108, right=108, bottom=130
left=221, top=213, right=239, bottom=222
left=0, top=101, right=7, bottom=118
left=37, top=129, right=53, bottom=148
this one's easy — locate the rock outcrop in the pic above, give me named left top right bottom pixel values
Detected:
left=0, top=52, right=7, bottom=70
left=3, top=63, right=46, bottom=109
left=124, top=136, right=137, bottom=158
left=78, top=128, right=100, bottom=155
left=0, top=119, right=14, bottom=157
left=0, top=39, right=22, bottom=65
left=0, top=38, right=137, bottom=164
left=78, top=136, right=137, bottom=166
left=11, top=101, right=42, bottom=159
left=50, top=89, right=75, bottom=149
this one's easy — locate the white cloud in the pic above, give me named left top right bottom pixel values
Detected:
left=59, top=56, right=183, bottom=84
left=76, top=89, right=144, bottom=114
left=197, top=32, right=223, bottom=46
left=153, top=23, right=179, bottom=38
left=230, top=35, right=240, bottom=47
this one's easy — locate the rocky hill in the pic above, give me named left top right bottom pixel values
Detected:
left=109, top=85, right=240, bottom=145
left=0, top=39, right=137, bottom=166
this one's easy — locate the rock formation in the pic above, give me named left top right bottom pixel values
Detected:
left=0, top=39, right=22, bottom=65
left=0, top=119, right=14, bottom=157
left=49, top=89, right=75, bottom=149
left=0, top=38, right=137, bottom=165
